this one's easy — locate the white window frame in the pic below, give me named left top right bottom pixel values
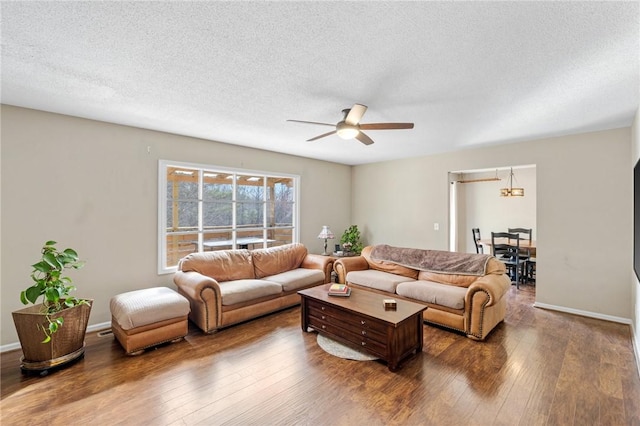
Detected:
left=158, top=159, right=300, bottom=274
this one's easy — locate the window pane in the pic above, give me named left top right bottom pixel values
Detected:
left=267, top=201, right=294, bottom=226
left=166, top=200, right=198, bottom=229
left=203, top=230, right=233, bottom=251
left=237, top=175, right=264, bottom=201
left=268, top=177, right=294, bottom=202
left=203, top=201, right=232, bottom=227
left=237, top=201, right=264, bottom=226
left=166, top=234, right=197, bottom=268
left=203, top=172, right=233, bottom=201
left=167, top=167, right=199, bottom=200
left=268, top=227, right=293, bottom=246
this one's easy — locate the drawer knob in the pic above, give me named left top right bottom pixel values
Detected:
left=322, top=325, right=326, bottom=329
left=321, top=306, right=325, bottom=311
left=361, top=331, right=367, bottom=336
left=361, top=320, right=366, bottom=325
left=322, top=315, right=326, bottom=320
left=361, top=342, right=366, bottom=346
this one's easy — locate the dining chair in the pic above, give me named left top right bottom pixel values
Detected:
left=507, top=228, right=532, bottom=243
left=508, top=227, right=535, bottom=283
left=491, top=232, right=527, bottom=289
left=472, top=228, right=483, bottom=254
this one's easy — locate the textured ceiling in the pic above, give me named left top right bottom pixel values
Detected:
left=2, top=1, right=638, bottom=165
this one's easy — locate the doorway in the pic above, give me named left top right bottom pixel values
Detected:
left=448, top=165, right=536, bottom=254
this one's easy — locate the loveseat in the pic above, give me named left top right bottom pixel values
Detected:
left=174, top=243, right=332, bottom=333
left=333, top=244, right=511, bottom=340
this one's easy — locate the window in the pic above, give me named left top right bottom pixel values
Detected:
left=158, top=160, right=299, bottom=273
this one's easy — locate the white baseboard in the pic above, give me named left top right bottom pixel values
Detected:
left=87, top=321, right=112, bottom=333
left=632, top=321, right=640, bottom=380
left=0, top=321, right=111, bottom=354
left=533, top=302, right=632, bottom=324
left=0, top=342, right=21, bottom=353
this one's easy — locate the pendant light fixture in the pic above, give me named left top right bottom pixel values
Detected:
left=500, top=168, right=524, bottom=197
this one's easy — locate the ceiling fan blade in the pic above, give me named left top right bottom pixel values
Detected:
left=355, top=132, right=374, bottom=145
left=345, top=104, right=367, bottom=125
left=307, top=130, right=337, bottom=141
left=287, top=119, right=335, bottom=127
left=359, top=122, right=414, bottom=130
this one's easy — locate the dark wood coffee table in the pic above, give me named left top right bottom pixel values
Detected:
left=298, top=284, right=427, bottom=371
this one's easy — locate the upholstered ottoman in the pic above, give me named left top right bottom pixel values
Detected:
left=110, top=287, right=190, bottom=355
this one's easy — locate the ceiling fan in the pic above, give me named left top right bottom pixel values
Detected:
left=287, top=103, right=414, bottom=145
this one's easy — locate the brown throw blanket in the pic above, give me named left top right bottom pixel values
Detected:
left=370, top=244, right=491, bottom=276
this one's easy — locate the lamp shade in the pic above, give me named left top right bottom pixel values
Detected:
left=317, top=226, right=334, bottom=239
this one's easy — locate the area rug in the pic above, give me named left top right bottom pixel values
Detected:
left=316, top=334, right=378, bottom=361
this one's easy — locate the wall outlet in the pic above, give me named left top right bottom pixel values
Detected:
left=434, top=223, right=439, bottom=231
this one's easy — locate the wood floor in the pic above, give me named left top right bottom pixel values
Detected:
left=2, top=284, right=639, bottom=425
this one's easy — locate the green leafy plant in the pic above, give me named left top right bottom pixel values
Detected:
left=340, top=225, right=364, bottom=254
left=20, top=241, right=88, bottom=343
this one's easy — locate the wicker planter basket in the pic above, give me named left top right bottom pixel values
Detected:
left=12, top=300, right=93, bottom=372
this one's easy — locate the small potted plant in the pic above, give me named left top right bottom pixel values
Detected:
left=340, top=225, right=364, bottom=255
left=12, top=240, right=92, bottom=374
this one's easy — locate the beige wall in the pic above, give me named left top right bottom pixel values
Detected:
left=0, top=105, right=352, bottom=346
left=353, top=127, right=632, bottom=320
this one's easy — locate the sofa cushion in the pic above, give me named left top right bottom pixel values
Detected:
left=252, top=243, right=308, bottom=279
left=396, top=280, right=466, bottom=310
left=347, top=269, right=415, bottom=293
left=361, top=246, right=419, bottom=280
left=417, top=271, right=477, bottom=288
left=178, top=250, right=254, bottom=281
left=265, top=268, right=325, bottom=292
left=218, top=279, right=283, bottom=305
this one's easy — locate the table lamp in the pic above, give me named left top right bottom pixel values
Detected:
left=317, top=226, right=334, bottom=255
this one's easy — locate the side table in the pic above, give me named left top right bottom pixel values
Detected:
left=319, top=252, right=358, bottom=282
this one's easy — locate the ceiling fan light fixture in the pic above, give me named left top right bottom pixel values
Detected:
left=336, top=121, right=359, bottom=139
left=287, top=103, right=413, bottom=145
left=336, top=128, right=359, bottom=139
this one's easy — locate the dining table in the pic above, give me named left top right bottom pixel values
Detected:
left=478, top=238, right=536, bottom=256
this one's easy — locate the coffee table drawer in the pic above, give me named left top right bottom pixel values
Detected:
left=307, top=315, right=387, bottom=357
left=307, top=299, right=389, bottom=335
left=308, top=305, right=387, bottom=345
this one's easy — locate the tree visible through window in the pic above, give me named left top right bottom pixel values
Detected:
left=159, top=161, right=298, bottom=273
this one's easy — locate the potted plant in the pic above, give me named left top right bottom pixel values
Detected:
left=340, top=225, right=364, bottom=255
left=12, top=240, right=92, bottom=374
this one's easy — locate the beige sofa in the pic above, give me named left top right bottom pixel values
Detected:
left=334, top=245, right=511, bottom=340
left=174, top=243, right=332, bottom=333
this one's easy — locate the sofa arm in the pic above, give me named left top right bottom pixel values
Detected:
left=466, top=273, right=511, bottom=307
left=173, top=270, right=223, bottom=333
left=301, top=254, right=334, bottom=283
left=333, top=256, right=370, bottom=284
left=464, top=273, right=512, bottom=340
